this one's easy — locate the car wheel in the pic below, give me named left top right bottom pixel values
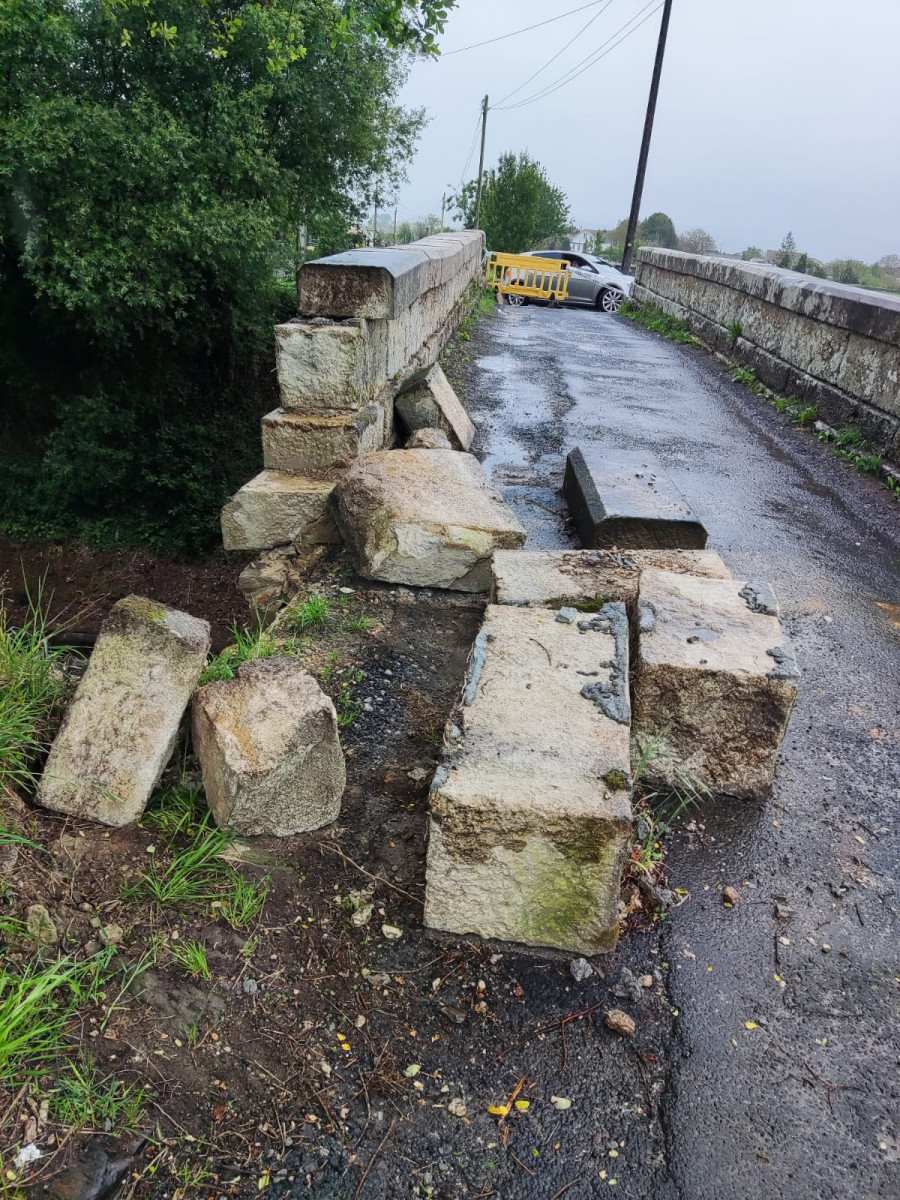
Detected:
left=505, top=293, right=527, bottom=306
left=597, top=288, right=623, bottom=313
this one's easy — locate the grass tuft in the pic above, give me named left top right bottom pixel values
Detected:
left=0, top=583, right=73, bottom=793
left=143, top=784, right=209, bottom=842
left=52, top=1052, right=146, bottom=1132
left=217, top=874, right=269, bottom=930
left=170, top=939, right=210, bottom=980
left=200, top=618, right=297, bottom=685
left=122, top=827, right=232, bottom=908
left=286, top=593, right=331, bottom=635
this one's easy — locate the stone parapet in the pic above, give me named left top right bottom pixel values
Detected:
left=633, top=249, right=900, bottom=456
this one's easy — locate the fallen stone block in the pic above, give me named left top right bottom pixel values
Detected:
left=632, top=569, right=800, bottom=799
left=394, top=363, right=475, bottom=451
left=564, top=448, right=707, bottom=549
left=38, top=597, right=211, bottom=827
left=192, top=657, right=345, bottom=836
left=261, top=406, right=385, bottom=473
left=333, top=450, right=526, bottom=591
left=221, top=470, right=339, bottom=552
left=424, top=603, right=632, bottom=954
left=492, top=548, right=731, bottom=609
left=406, top=427, right=454, bottom=450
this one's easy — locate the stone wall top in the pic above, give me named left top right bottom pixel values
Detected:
left=636, top=248, right=900, bottom=345
left=297, top=231, right=485, bottom=320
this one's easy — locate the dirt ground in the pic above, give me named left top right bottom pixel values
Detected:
left=0, top=537, right=249, bottom=652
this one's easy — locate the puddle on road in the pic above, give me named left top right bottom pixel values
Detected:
left=476, top=354, right=519, bottom=374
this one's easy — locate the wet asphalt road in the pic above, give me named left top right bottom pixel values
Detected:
left=461, top=303, right=900, bottom=1200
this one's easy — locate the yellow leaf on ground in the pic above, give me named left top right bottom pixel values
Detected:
left=745, top=1021, right=758, bottom=1029
left=488, top=1105, right=509, bottom=1117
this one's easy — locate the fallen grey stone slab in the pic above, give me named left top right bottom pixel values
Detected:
left=192, top=657, right=345, bottom=836
left=564, top=448, right=707, bottom=549
left=394, top=363, right=475, bottom=451
left=262, top=406, right=385, bottom=473
left=632, top=569, right=800, bottom=799
left=424, top=604, right=632, bottom=955
left=333, top=450, right=526, bottom=592
left=221, top=470, right=339, bottom=551
left=492, top=547, right=731, bottom=609
left=406, top=427, right=454, bottom=450
left=38, top=597, right=210, bottom=827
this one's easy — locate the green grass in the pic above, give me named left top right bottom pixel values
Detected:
left=142, top=784, right=209, bottom=842
left=122, top=827, right=232, bottom=908
left=345, top=614, right=374, bottom=633
left=817, top=424, right=882, bottom=474
left=731, top=365, right=761, bottom=389
left=629, top=737, right=710, bottom=880
left=0, top=956, right=105, bottom=1084
left=217, top=874, right=269, bottom=930
left=773, top=396, right=819, bottom=427
left=727, top=319, right=743, bottom=342
left=0, top=583, right=72, bottom=793
left=170, top=939, right=210, bottom=980
left=200, top=618, right=297, bottom=685
left=52, top=1052, right=146, bottom=1132
left=620, top=300, right=698, bottom=344
left=286, top=593, right=331, bottom=635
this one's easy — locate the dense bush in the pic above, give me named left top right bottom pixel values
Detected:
left=0, top=0, right=446, bottom=552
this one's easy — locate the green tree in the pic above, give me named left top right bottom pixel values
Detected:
left=638, top=212, right=678, bottom=248
left=0, top=0, right=446, bottom=551
left=453, top=152, right=569, bottom=254
left=777, top=231, right=797, bottom=268
left=830, top=259, right=865, bottom=285
left=741, top=246, right=763, bottom=260
left=794, top=252, right=810, bottom=274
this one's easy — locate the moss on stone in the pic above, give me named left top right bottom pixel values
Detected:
left=602, top=769, right=629, bottom=791
left=117, top=596, right=167, bottom=622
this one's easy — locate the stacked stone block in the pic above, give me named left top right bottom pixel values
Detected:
left=221, top=232, right=485, bottom=554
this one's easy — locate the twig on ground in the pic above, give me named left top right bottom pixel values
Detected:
left=354, top=1117, right=395, bottom=1199
left=317, top=842, right=423, bottom=906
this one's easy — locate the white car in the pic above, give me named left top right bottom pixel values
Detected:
left=516, top=249, right=633, bottom=312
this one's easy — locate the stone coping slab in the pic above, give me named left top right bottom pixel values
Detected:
left=564, top=447, right=707, bottom=550
left=221, top=470, right=338, bottom=552
left=632, top=568, right=800, bottom=799
left=492, top=548, right=732, bottom=609
left=394, top=362, right=475, bottom=451
left=261, top=406, right=385, bottom=473
left=424, top=603, right=633, bottom=955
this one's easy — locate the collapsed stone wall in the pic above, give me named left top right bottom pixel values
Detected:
left=221, top=232, right=485, bottom=558
left=632, top=248, right=900, bottom=458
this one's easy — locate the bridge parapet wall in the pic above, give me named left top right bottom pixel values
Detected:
left=633, top=248, right=900, bottom=458
left=221, top=231, right=485, bottom=554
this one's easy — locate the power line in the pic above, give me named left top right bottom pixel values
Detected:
left=495, top=0, right=663, bottom=110
left=442, top=0, right=610, bottom=55
left=493, top=0, right=616, bottom=108
left=457, top=111, right=483, bottom=188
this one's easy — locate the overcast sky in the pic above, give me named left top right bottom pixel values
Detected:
left=396, top=0, right=900, bottom=262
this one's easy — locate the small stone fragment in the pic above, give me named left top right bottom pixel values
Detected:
left=26, top=905, right=58, bottom=946
left=556, top=607, right=579, bottom=624
left=605, top=1008, right=636, bottom=1037
left=406, top=427, right=454, bottom=450
left=723, top=886, right=740, bottom=906
left=441, top=1005, right=467, bottom=1025
left=639, top=974, right=654, bottom=988
left=821, top=943, right=832, bottom=954
left=243, top=979, right=259, bottom=995
left=550, top=1096, right=573, bottom=1110
left=381, top=924, right=403, bottom=940
left=448, top=1097, right=467, bottom=1118
left=98, top=923, right=125, bottom=947
left=570, top=957, right=594, bottom=982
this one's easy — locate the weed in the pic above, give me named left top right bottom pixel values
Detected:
left=240, top=935, right=259, bottom=958
left=52, top=1053, right=146, bottom=1131
left=217, top=874, right=269, bottom=929
left=335, top=667, right=364, bottom=728
left=629, top=737, right=709, bottom=882
left=727, top=319, right=743, bottom=342
left=731, top=365, right=759, bottom=388
left=346, top=614, right=374, bottom=633
left=621, top=300, right=698, bottom=344
left=0, top=957, right=100, bottom=1083
left=172, top=1160, right=213, bottom=1198
left=773, top=396, right=818, bottom=427
left=142, top=784, right=208, bottom=842
left=200, top=618, right=296, bottom=685
left=122, top=827, right=232, bottom=908
left=287, top=593, right=331, bottom=635
left=0, top=583, right=72, bottom=793
left=170, top=939, right=210, bottom=980
left=320, top=650, right=339, bottom=682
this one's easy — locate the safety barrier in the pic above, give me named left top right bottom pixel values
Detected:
left=485, top=252, right=570, bottom=304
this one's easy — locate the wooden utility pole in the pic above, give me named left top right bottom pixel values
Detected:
left=393, top=204, right=398, bottom=243
left=440, top=193, right=446, bottom=233
left=473, top=94, right=489, bottom=231
left=372, top=193, right=378, bottom=246
left=621, top=0, right=674, bottom=275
